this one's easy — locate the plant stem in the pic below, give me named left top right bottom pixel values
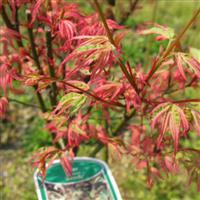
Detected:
left=149, top=98, right=200, bottom=105
left=0, top=95, right=46, bottom=110
left=103, top=147, right=109, bottom=162
left=94, top=0, right=115, bottom=45
left=26, top=12, right=48, bottom=112
left=26, top=11, right=44, bottom=75
left=0, top=6, right=14, bottom=29
left=146, top=7, right=200, bottom=82
left=45, top=28, right=58, bottom=106
left=188, top=76, right=197, bottom=86
left=60, top=80, right=124, bottom=108
left=120, top=0, right=140, bottom=24
left=14, top=6, right=23, bottom=47
left=172, top=99, right=200, bottom=104
left=27, top=12, right=57, bottom=109
left=89, top=110, right=136, bottom=157
left=102, top=116, right=110, bottom=162
left=93, top=0, right=139, bottom=94
left=1, top=7, right=47, bottom=113
left=34, top=86, right=47, bottom=112
left=106, top=0, right=115, bottom=6
left=26, top=11, right=50, bottom=112
left=0, top=5, right=23, bottom=47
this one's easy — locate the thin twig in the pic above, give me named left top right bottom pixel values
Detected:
left=106, top=0, right=115, bottom=6
left=8, top=97, right=40, bottom=109
left=26, top=10, right=44, bottom=75
left=25, top=11, right=47, bottom=112
left=0, top=95, right=49, bottom=110
left=93, top=0, right=139, bottom=94
left=0, top=6, right=14, bottom=29
left=102, top=115, right=110, bottom=162
left=46, top=28, right=58, bottom=106
left=34, top=86, right=47, bottom=112
left=148, top=98, right=200, bottom=105
left=146, top=7, right=200, bottom=83
left=0, top=5, right=23, bottom=47
left=27, top=11, right=57, bottom=110
left=120, top=0, right=140, bottom=24
left=14, top=6, right=23, bottom=47
left=172, top=98, right=200, bottom=104
left=60, top=80, right=124, bottom=108
left=164, top=79, right=198, bottom=95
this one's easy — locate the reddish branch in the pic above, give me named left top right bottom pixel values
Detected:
left=148, top=99, right=200, bottom=105
left=173, top=99, right=200, bottom=104
left=146, top=7, right=200, bottom=83
left=60, top=80, right=125, bottom=108
left=93, top=0, right=139, bottom=94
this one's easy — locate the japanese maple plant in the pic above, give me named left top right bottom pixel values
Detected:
left=1, top=0, right=200, bottom=189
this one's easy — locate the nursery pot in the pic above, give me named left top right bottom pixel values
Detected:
left=34, top=157, right=122, bottom=200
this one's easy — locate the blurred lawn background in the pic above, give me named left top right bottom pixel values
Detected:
left=1, top=0, right=200, bottom=199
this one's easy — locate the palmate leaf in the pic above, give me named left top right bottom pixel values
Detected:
left=187, top=102, right=200, bottom=136
left=32, top=146, right=59, bottom=178
left=0, top=63, right=16, bottom=94
left=59, top=20, right=76, bottom=39
left=164, top=156, right=179, bottom=173
left=151, top=102, right=171, bottom=128
left=44, top=114, right=68, bottom=129
left=30, top=0, right=45, bottom=25
left=60, top=153, right=73, bottom=177
left=94, top=82, right=123, bottom=101
left=151, top=103, right=189, bottom=152
left=58, top=20, right=77, bottom=49
left=138, top=23, right=175, bottom=41
left=53, top=92, right=87, bottom=116
left=32, top=147, right=73, bottom=180
left=60, top=35, right=116, bottom=75
left=188, top=102, right=200, bottom=113
left=67, top=122, right=89, bottom=147
left=175, top=52, right=200, bottom=80
left=75, top=35, right=114, bottom=51
left=0, top=97, right=8, bottom=118
left=190, top=47, right=200, bottom=62
left=71, top=124, right=87, bottom=136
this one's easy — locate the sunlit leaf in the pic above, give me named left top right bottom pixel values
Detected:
left=138, top=24, right=175, bottom=41
left=190, top=47, right=200, bottom=62
left=53, top=92, right=87, bottom=116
